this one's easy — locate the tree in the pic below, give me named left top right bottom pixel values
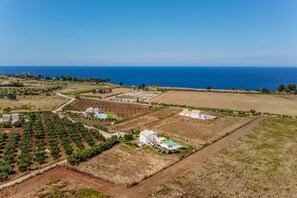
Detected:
left=119, top=81, right=123, bottom=86
left=250, top=109, right=257, bottom=116
left=277, top=84, right=287, bottom=92
left=207, top=85, right=212, bottom=90
left=3, top=107, right=11, bottom=113
left=287, top=84, right=296, bottom=92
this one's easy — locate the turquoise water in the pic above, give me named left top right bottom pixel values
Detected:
left=95, top=112, right=107, bottom=119
left=1, top=66, right=297, bottom=90
left=163, top=140, right=180, bottom=147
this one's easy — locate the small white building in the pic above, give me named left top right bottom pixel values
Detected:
left=1, top=81, right=10, bottom=86
left=0, top=113, right=25, bottom=123
left=139, top=130, right=159, bottom=145
left=83, top=107, right=99, bottom=117
left=179, top=109, right=217, bottom=120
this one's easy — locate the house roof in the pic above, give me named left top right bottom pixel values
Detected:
left=1, top=114, right=11, bottom=122
left=140, top=129, right=158, bottom=137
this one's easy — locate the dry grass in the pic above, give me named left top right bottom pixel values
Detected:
left=0, top=94, right=69, bottom=112
left=150, top=118, right=297, bottom=197
left=151, top=91, right=297, bottom=116
left=31, top=179, right=110, bottom=198
left=76, top=145, right=178, bottom=187
left=81, top=88, right=133, bottom=98
left=60, top=83, right=109, bottom=93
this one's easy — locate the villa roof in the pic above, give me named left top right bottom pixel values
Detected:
left=140, top=129, right=158, bottom=137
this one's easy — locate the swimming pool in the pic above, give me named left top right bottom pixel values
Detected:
left=163, top=140, right=180, bottom=147
left=95, top=112, right=107, bottom=119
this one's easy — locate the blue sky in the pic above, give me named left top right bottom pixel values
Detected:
left=0, top=0, right=296, bottom=66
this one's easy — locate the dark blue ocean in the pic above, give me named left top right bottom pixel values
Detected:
left=0, top=66, right=297, bottom=90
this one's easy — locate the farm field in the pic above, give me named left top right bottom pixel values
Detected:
left=0, top=94, right=69, bottom=113
left=81, top=87, right=133, bottom=99
left=68, top=98, right=154, bottom=119
left=111, top=107, right=251, bottom=147
left=150, top=118, right=297, bottom=197
left=0, top=112, right=106, bottom=183
left=60, top=83, right=112, bottom=95
left=110, top=107, right=180, bottom=132
left=150, top=90, right=297, bottom=116
left=75, top=144, right=179, bottom=187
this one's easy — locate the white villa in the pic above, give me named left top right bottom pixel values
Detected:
left=0, top=113, right=25, bottom=123
left=139, top=129, right=182, bottom=152
left=83, top=107, right=107, bottom=119
left=179, top=109, right=217, bottom=120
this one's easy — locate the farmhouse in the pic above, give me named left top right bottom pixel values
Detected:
left=83, top=107, right=107, bottom=119
left=0, top=113, right=25, bottom=123
left=179, top=109, right=217, bottom=120
left=139, top=129, right=159, bottom=145
left=1, top=81, right=10, bottom=86
left=139, top=129, right=182, bottom=152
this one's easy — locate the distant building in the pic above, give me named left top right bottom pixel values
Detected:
left=0, top=113, right=25, bottom=123
left=179, top=109, right=217, bottom=120
left=1, top=81, right=10, bottom=86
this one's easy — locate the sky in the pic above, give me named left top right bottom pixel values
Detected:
left=0, top=0, right=296, bottom=66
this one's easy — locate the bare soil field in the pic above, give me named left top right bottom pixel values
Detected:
left=0, top=94, right=69, bottom=112
left=150, top=118, right=297, bottom=198
left=110, top=107, right=180, bottom=132
left=0, top=167, right=123, bottom=198
left=150, top=91, right=297, bottom=116
left=69, top=98, right=154, bottom=119
left=75, top=145, right=179, bottom=187
left=81, top=88, right=133, bottom=99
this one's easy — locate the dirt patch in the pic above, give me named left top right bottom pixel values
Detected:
left=30, top=179, right=110, bottom=198
left=151, top=91, right=297, bottom=116
left=0, top=94, right=69, bottom=113
left=75, top=145, right=179, bottom=187
left=68, top=99, right=153, bottom=119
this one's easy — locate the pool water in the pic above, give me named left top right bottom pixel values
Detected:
left=163, top=140, right=179, bottom=147
left=95, top=112, right=107, bottom=119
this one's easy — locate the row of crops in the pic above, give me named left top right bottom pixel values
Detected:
left=0, top=112, right=108, bottom=182
left=0, top=85, right=63, bottom=96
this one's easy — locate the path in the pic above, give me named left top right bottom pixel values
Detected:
left=52, top=93, right=76, bottom=113
left=120, top=116, right=264, bottom=198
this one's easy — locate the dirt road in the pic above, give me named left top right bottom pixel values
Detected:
left=52, top=93, right=76, bottom=113
left=120, top=117, right=264, bottom=198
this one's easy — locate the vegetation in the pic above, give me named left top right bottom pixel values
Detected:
left=68, top=135, right=118, bottom=165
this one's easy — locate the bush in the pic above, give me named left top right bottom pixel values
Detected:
left=2, top=122, right=12, bottom=128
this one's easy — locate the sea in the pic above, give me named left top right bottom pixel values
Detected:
left=0, top=66, right=297, bottom=90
